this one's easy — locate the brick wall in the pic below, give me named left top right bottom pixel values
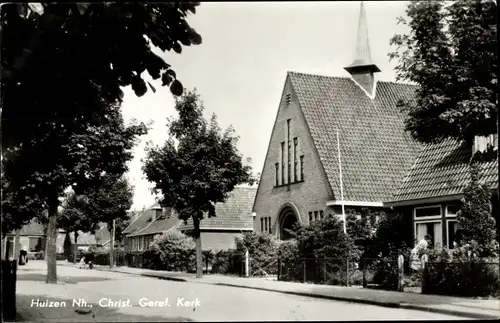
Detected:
left=253, top=76, right=335, bottom=236
left=199, top=230, right=249, bottom=252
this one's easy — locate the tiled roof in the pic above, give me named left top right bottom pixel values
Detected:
left=391, top=139, right=498, bottom=202
left=288, top=72, right=421, bottom=202
left=11, top=219, right=45, bottom=236
left=94, top=223, right=111, bottom=244
left=178, top=187, right=256, bottom=231
left=122, top=203, right=158, bottom=235
left=68, top=231, right=97, bottom=245
left=129, top=215, right=182, bottom=237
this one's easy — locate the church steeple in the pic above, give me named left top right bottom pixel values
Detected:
left=344, top=1, right=381, bottom=96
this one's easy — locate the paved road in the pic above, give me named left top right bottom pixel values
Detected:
left=14, top=261, right=469, bottom=322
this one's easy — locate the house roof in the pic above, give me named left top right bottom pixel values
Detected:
left=94, top=223, right=111, bottom=244
left=391, top=139, right=498, bottom=202
left=68, top=231, right=98, bottom=245
left=122, top=203, right=159, bottom=235
left=288, top=72, right=421, bottom=202
left=128, top=214, right=182, bottom=237
left=178, top=187, right=256, bottom=231
left=12, top=219, right=45, bottom=236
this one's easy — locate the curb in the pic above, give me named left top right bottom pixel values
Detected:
left=90, top=266, right=500, bottom=319
left=94, top=266, right=189, bottom=282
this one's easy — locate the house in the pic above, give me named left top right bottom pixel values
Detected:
left=123, top=203, right=182, bottom=253
left=2, top=219, right=45, bottom=260
left=252, top=2, right=420, bottom=240
left=61, top=222, right=112, bottom=255
left=124, top=187, right=257, bottom=254
left=178, top=187, right=257, bottom=251
left=384, top=135, right=499, bottom=249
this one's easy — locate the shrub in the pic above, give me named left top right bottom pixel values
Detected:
left=235, top=232, right=280, bottom=276
left=424, top=245, right=500, bottom=297
left=456, top=163, right=498, bottom=258
left=211, top=249, right=244, bottom=275
left=142, top=230, right=196, bottom=271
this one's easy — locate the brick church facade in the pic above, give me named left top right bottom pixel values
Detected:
left=252, top=2, right=421, bottom=239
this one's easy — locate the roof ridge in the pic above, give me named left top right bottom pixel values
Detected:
left=122, top=205, right=156, bottom=233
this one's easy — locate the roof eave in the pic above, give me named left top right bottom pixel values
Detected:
left=384, top=194, right=464, bottom=208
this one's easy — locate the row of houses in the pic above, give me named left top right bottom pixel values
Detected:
left=3, top=2, right=498, bottom=260
left=1, top=220, right=112, bottom=261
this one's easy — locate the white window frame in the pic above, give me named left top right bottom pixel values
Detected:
left=446, top=219, right=459, bottom=249
left=445, top=204, right=459, bottom=218
left=413, top=205, right=442, bottom=220
left=414, top=219, right=443, bottom=248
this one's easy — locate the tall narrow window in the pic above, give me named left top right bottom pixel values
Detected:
left=320, top=210, right=324, bottom=219
left=264, top=217, right=268, bottom=232
left=293, top=138, right=298, bottom=182
left=287, top=119, right=291, bottom=184
left=309, top=212, right=313, bottom=223
left=314, top=211, right=319, bottom=221
left=275, top=163, right=279, bottom=186
left=268, top=217, right=272, bottom=233
left=281, top=142, right=285, bottom=185
left=300, top=155, right=304, bottom=181
left=261, top=218, right=264, bottom=231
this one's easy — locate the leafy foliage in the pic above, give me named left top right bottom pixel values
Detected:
left=211, top=249, right=245, bottom=276
left=456, top=163, right=498, bottom=257
left=142, top=89, right=255, bottom=277
left=389, top=0, right=497, bottom=144
left=424, top=244, right=499, bottom=297
left=142, top=230, right=196, bottom=272
left=235, top=232, right=280, bottom=276
left=81, top=175, right=135, bottom=242
left=1, top=3, right=201, bottom=150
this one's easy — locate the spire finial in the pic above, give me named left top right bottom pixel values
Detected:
left=352, top=0, right=373, bottom=67
left=344, top=1, right=381, bottom=96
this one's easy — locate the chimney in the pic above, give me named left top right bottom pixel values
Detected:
left=344, top=1, right=381, bottom=96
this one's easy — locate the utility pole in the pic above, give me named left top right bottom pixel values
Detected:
left=337, top=129, right=349, bottom=286
left=110, top=219, right=116, bottom=268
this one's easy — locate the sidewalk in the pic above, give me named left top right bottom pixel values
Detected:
left=78, top=262, right=500, bottom=320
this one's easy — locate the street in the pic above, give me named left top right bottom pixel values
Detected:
left=14, top=261, right=469, bottom=322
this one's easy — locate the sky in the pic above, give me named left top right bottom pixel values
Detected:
left=121, top=1, right=411, bottom=211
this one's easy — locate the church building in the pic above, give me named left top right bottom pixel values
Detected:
left=252, top=2, right=421, bottom=239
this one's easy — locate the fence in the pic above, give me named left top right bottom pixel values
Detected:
left=422, top=260, right=500, bottom=297
left=93, top=251, right=126, bottom=267
left=361, top=256, right=404, bottom=291
left=277, top=256, right=405, bottom=290
left=2, top=260, right=17, bottom=320
left=278, top=258, right=354, bottom=286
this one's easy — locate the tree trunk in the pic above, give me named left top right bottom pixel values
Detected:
left=46, top=200, right=58, bottom=284
left=73, top=231, right=78, bottom=264
left=43, top=225, right=48, bottom=260
left=14, top=229, right=21, bottom=262
left=193, top=217, right=203, bottom=278
left=110, top=220, right=115, bottom=268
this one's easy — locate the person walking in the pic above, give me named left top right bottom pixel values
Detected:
left=19, top=245, right=28, bottom=265
left=410, top=234, right=432, bottom=272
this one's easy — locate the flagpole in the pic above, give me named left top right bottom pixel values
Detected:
left=337, top=128, right=349, bottom=286
left=336, top=129, right=346, bottom=234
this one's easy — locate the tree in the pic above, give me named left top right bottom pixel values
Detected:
left=1, top=3, right=202, bottom=150
left=346, top=208, right=378, bottom=258
left=389, top=0, right=497, bottom=145
left=58, top=191, right=97, bottom=264
left=2, top=105, right=147, bottom=283
left=142, top=90, right=255, bottom=278
left=80, top=175, right=135, bottom=268
left=456, top=163, right=497, bottom=257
